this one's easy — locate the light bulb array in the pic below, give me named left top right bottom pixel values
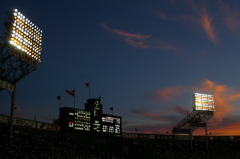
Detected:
left=8, top=9, right=42, bottom=62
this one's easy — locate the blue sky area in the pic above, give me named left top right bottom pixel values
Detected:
left=1, top=0, right=240, bottom=135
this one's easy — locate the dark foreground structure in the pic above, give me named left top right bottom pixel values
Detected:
left=1, top=97, right=240, bottom=158
left=1, top=121, right=240, bottom=159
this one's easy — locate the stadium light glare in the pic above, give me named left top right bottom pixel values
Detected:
left=7, top=9, right=43, bottom=63
left=194, top=93, right=214, bottom=111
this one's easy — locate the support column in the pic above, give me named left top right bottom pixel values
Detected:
left=9, top=85, right=16, bottom=144
left=205, top=122, right=208, bottom=151
left=190, top=124, right=193, bottom=150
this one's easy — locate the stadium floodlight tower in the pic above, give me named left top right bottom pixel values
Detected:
left=0, top=9, right=43, bottom=143
left=172, top=93, right=214, bottom=148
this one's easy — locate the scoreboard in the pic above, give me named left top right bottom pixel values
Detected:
left=59, top=108, right=122, bottom=136
left=60, top=98, right=122, bottom=137
left=60, top=107, right=91, bottom=132
left=102, top=114, right=121, bottom=137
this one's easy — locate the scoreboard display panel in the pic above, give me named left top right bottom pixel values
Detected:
left=194, top=93, right=214, bottom=111
left=102, top=114, right=122, bottom=137
left=60, top=107, right=91, bottom=132
left=60, top=98, right=122, bottom=136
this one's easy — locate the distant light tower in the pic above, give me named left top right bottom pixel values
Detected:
left=0, top=9, right=43, bottom=143
left=172, top=93, right=214, bottom=149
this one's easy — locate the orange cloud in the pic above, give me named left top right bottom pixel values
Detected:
left=197, top=79, right=240, bottom=123
left=101, top=23, right=150, bottom=39
left=101, top=23, right=150, bottom=48
left=188, top=0, right=218, bottom=44
left=200, top=10, right=217, bottom=44
left=211, top=121, right=240, bottom=136
left=147, top=79, right=240, bottom=135
left=151, top=79, right=240, bottom=123
left=124, top=120, right=240, bottom=135
left=193, top=120, right=240, bottom=136
left=147, top=86, right=187, bottom=101
left=154, top=0, right=218, bottom=45
left=101, top=23, right=178, bottom=50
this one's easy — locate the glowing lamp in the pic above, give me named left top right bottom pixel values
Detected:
left=7, top=9, right=43, bottom=63
left=194, top=93, right=215, bottom=111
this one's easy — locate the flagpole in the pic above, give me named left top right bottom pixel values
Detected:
left=110, top=107, right=114, bottom=115
left=85, top=82, right=91, bottom=99
left=57, top=96, right=61, bottom=108
left=89, top=86, right=91, bottom=99
left=58, top=97, right=61, bottom=108
left=74, top=95, right=75, bottom=108
left=74, top=89, right=76, bottom=108
left=9, top=84, right=16, bottom=144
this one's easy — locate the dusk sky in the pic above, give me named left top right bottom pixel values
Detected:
left=1, top=0, right=240, bottom=136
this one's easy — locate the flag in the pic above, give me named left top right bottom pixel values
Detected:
left=57, top=96, right=61, bottom=100
left=85, top=82, right=90, bottom=88
left=65, top=89, right=75, bottom=96
left=110, top=107, right=113, bottom=111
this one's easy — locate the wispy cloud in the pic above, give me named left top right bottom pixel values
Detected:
left=146, top=86, right=187, bottom=101
left=154, top=10, right=177, bottom=21
left=199, top=10, right=217, bottom=44
left=218, top=0, right=240, bottom=33
left=154, top=9, right=191, bottom=22
left=101, top=23, right=150, bottom=49
left=187, top=0, right=218, bottom=44
left=131, top=109, right=167, bottom=121
left=155, top=0, right=218, bottom=45
left=127, top=107, right=180, bottom=133
left=173, top=105, right=190, bottom=115
left=101, top=23, right=178, bottom=50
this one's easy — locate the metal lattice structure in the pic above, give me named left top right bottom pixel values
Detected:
left=0, top=45, right=37, bottom=84
left=172, top=110, right=213, bottom=134
left=172, top=93, right=214, bottom=135
left=0, top=9, right=43, bottom=144
left=0, top=9, right=41, bottom=85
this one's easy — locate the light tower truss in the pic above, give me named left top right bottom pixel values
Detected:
left=172, top=110, right=213, bottom=134
left=0, top=9, right=43, bottom=144
left=172, top=93, right=214, bottom=135
left=0, top=45, right=36, bottom=84
left=0, top=8, right=42, bottom=87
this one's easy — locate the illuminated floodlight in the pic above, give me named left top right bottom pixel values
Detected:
left=7, top=9, right=43, bottom=63
left=193, top=93, right=214, bottom=111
